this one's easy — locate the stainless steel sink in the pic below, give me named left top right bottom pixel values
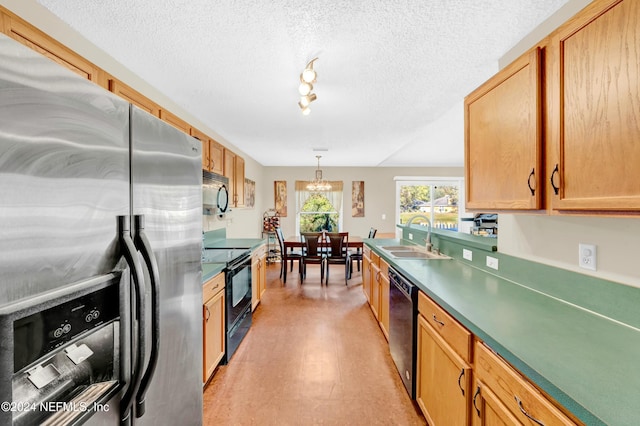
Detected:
left=380, top=245, right=416, bottom=251
left=379, top=245, right=451, bottom=260
left=388, top=251, right=451, bottom=259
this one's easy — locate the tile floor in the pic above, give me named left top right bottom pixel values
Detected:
left=202, top=261, right=427, bottom=425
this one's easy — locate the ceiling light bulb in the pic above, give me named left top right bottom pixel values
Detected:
left=301, top=68, right=316, bottom=83
left=299, top=93, right=317, bottom=108
left=301, top=107, right=311, bottom=116
left=298, top=82, right=312, bottom=96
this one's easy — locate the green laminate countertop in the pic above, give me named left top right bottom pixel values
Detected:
left=202, top=262, right=225, bottom=283
left=367, top=239, right=639, bottom=426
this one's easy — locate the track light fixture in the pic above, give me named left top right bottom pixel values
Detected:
left=298, top=58, right=318, bottom=115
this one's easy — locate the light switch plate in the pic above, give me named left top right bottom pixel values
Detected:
left=486, top=256, right=499, bottom=270
left=408, top=233, right=413, bottom=240
left=463, top=249, right=473, bottom=261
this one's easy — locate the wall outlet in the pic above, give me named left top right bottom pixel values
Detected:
left=579, top=243, right=597, bottom=271
left=486, top=256, right=499, bottom=270
left=463, top=249, right=473, bottom=261
left=408, top=233, right=413, bottom=240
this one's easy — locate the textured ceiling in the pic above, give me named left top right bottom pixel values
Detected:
left=37, top=0, right=569, bottom=167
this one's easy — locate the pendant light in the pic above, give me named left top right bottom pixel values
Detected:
left=306, top=155, right=331, bottom=191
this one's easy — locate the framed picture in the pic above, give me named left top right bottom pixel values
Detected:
left=245, top=178, right=255, bottom=208
left=274, top=180, right=287, bottom=217
left=352, top=181, right=364, bottom=217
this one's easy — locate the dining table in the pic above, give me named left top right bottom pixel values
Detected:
left=282, top=235, right=364, bottom=283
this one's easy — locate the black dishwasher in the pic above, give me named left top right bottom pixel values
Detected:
left=388, top=267, right=419, bottom=399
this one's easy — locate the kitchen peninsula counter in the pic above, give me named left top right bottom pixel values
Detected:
left=366, top=238, right=640, bottom=426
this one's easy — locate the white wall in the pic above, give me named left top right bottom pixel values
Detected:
left=497, top=0, right=640, bottom=288
left=261, top=166, right=464, bottom=239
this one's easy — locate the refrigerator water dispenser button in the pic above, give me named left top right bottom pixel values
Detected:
left=65, top=343, right=94, bottom=365
left=27, top=364, right=61, bottom=389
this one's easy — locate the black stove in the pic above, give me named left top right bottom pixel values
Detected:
left=202, top=247, right=252, bottom=364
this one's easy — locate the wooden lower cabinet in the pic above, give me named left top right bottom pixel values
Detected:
left=378, top=259, right=390, bottom=340
left=369, top=253, right=381, bottom=320
left=362, top=250, right=372, bottom=304
left=473, top=341, right=576, bottom=426
left=416, top=313, right=472, bottom=426
left=251, top=244, right=267, bottom=311
left=472, top=379, right=522, bottom=426
left=203, top=273, right=225, bottom=384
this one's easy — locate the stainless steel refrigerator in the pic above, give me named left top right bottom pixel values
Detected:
left=0, top=33, right=203, bottom=425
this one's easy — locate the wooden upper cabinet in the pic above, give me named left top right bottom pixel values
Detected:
left=159, top=109, right=191, bottom=134
left=234, top=155, right=245, bottom=207
left=224, top=149, right=245, bottom=208
left=465, top=47, right=542, bottom=211
left=548, top=0, right=640, bottom=212
left=193, top=127, right=224, bottom=175
left=209, top=140, right=224, bottom=175
left=109, top=78, right=160, bottom=117
left=1, top=8, right=105, bottom=87
left=190, top=128, right=210, bottom=170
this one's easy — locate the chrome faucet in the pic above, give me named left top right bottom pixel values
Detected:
left=406, top=214, right=432, bottom=252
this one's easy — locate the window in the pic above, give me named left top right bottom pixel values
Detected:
left=295, top=181, right=343, bottom=234
left=395, top=177, right=465, bottom=232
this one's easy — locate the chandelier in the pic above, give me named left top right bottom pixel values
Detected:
left=306, top=155, right=331, bottom=191
left=298, top=58, right=318, bottom=115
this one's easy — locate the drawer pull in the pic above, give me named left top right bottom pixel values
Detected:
left=457, top=368, right=465, bottom=396
left=473, top=386, right=481, bottom=416
left=431, top=314, right=445, bottom=327
left=515, top=396, right=544, bottom=426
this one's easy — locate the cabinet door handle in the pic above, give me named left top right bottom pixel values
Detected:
left=457, top=369, right=465, bottom=396
left=527, top=168, right=535, bottom=196
left=473, top=386, right=481, bottom=416
left=515, top=396, right=544, bottom=425
left=550, top=164, right=560, bottom=195
left=205, top=306, right=211, bottom=322
left=432, top=314, right=445, bottom=327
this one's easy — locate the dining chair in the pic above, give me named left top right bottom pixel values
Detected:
left=275, top=226, right=302, bottom=283
left=301, top=232, right=326, bottom=284
left=325, top=232, right=350, bottom=285
left=350, top=227, right=376, bottom=273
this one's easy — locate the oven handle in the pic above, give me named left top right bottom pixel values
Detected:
left=117, top=216, right=146, bottom=425
left=133, top=215, right=160, bottom=418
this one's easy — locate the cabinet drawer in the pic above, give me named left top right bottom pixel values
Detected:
left=475, top=341, right=576, bottom=426
left=203, top=273, right=225, bottom=302
left=417, top=291, right=472, bottom=362
left=253, top=244, right=267, bottom=258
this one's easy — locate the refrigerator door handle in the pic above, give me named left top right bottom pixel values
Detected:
left=133, top=214, right=160, bottom=418
left=117, top=215, right=147, bottom=425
